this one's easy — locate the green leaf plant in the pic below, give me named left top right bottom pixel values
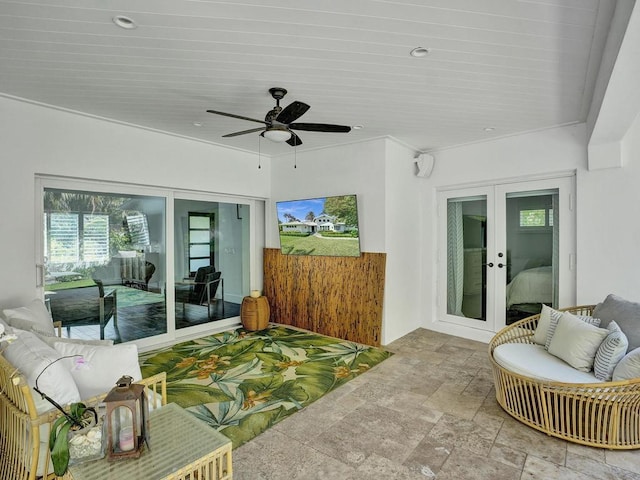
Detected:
left=33, top=354, right=98, bottom=476
left=48, top=402, right=97, bottom=476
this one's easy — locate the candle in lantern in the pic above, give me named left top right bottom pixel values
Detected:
left=119, top=426, right=134, bottom=452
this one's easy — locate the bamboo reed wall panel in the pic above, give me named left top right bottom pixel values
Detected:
left=263, top=248, right=386, bottom=346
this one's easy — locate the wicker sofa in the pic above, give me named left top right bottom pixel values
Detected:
left=489, top=304, right=640, bottom=449
left=0, top=338, right=166, bottom=480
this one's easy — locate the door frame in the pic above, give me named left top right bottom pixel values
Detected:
left=35, top=175, right=264, bottom=349
left=436, top=173, right=576, bottom=337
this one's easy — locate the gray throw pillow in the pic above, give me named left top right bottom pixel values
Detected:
left=593, top=321, right=628, bottom=381
left=593, top=294, right=640, bottom=351
left=613, top=347, right=640, bottom=381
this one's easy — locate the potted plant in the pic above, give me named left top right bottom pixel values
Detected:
left=49, top=402, right=103, bottom=475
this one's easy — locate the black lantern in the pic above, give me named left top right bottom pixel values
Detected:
left=103, top=375, right=149, bottom=460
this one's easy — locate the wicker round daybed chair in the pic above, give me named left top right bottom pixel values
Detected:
left=489, top=305, right=640, bottom=449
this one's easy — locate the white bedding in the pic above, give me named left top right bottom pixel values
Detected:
left=506, top=266, right=552, bottom=308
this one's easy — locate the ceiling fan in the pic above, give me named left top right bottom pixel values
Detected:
left=206, top=87, right=351, bottom=147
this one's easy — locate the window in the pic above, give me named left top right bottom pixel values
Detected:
left=44, top=212, right=109, bottom=264
left=82, top=214, right=109, bottom=262
left=519, top=208, right=553, bottom=228
left=188, top=212, right=214, bottom=275
left=46, top=213, right=80, bottom=263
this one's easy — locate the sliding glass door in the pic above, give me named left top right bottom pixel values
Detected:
left=38, top=177, right=262, bottom=346
left=42, top=187, right=167, bottom=343
left=438, top=176, right=575, bottom=333
left=173, top=198, right=250, bottom=330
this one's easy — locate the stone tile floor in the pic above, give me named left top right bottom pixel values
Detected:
left=232, top=328, right=640, bottom=479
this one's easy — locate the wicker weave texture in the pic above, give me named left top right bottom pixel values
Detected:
left=0, top=350, right=167, bottom=480
left=240, top=296, right=270, bottom=331
left=65, top=403, right=232, bottom=480
left=489, top=306, right=640, bottom=449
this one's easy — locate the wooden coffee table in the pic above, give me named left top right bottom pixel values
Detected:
left=65, top=403, right=232, bottom=480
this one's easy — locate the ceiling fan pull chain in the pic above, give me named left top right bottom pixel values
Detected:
left=294, top=143, right=297, bottom=169
left=258, top=135, right=262, bottom=169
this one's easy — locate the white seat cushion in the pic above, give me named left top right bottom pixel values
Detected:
left=494, top=343, right=602, bottom=384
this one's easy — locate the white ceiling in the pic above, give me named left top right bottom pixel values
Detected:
left=0, top=0, right=621, bottom=156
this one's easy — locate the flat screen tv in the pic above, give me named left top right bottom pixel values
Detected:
left=276, top=194, right=361, bottom=257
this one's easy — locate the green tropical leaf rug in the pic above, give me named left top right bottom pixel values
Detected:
left=139, top=325, right=393, bottom=448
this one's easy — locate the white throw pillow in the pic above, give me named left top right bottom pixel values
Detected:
left=548, top=311, right=609, bottom=372
left=593, top=321, right=629, bottom=381
left=612, top=347, right=640, bottom=381
left=3, top=299, right=55, bottom=336
left=34, top=330, right=114, bottom=348
left=3, top=329, right=81, bottom=414
left=53, top=341, right=142, bottom=399
left=545, top=311, right=601, bottom=350
left=533, top=305, right=562, bottom=346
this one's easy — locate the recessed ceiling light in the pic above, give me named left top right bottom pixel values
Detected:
left=410, top=47, right=430, bottom=58
left=193, top=122, right=203, bottom=127
left=113, top=15, right=137, bottom=30
left=352, top=125, right=364, bottom=130
left=483, top=127, right=495, bottom=132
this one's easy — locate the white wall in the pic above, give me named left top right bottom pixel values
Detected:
left=267, top=139, right=387, bottom=251
left=383, top=140, right=423, bottom=343
left=4, top=95, right=639, bottom=347
left=0, top=96, right=269, bottom=309
left=578, top=111, right=640, bottom=303
left=268, top=138, right=422, bottom=344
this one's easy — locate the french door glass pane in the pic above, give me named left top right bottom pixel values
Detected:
left=44, top=189, right=167, bottom=343
left=447, top=196, right=487, bottom=321
left=505, top=190, right=559, bottom=324
left=174, top=200, right=249, bottom=329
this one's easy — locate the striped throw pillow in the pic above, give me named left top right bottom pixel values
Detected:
left=594, top=321, right=629, bottom=381
left=545, top=313, right=601, bottom=350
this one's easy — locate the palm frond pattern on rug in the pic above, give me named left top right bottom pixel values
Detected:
left=139, top=325, right=392, bottom=447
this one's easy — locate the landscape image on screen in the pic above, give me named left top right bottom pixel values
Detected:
left=277, top=195, right=361, bottom=257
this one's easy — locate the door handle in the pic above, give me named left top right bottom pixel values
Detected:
left=486, top=262, right=494, bottom=268
left=498, top=263, right=504, bottom=268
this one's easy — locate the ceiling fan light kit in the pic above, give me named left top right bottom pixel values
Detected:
left=207, top=87, right=351, bottom=147
left=263, top=128, right=292, bottom=142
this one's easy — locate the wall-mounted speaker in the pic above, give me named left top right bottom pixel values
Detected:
left=415, top=153, right=435, bottom=178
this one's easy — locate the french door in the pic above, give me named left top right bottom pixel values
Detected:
left=437, top=176, right=575, bottom=333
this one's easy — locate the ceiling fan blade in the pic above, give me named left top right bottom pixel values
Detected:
left=287, top=132, right=303, bottom=147
left=222, top=127, right=266, bottom=138
left=207, top=109, right=267, bottom=125
left=276, top=101, right=310, bottom=124
left=289, top=123, right=351, bottom=133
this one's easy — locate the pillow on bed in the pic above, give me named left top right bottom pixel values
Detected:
left=593, top=321, right=628, bottom=381
left=532, top=305, right=562, bottom=346
left=548, top=312, right=609, bottom=372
